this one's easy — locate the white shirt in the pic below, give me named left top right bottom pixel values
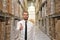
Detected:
left=16, top=20, right=34, bottom=40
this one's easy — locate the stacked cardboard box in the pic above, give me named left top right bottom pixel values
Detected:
left=0, top=22, right=5, bottom=40
left=38, top=0, right=60, bottom=40
left=0, top=0, right=3, bottom=11
left=55, top=0, right=60, bottom=14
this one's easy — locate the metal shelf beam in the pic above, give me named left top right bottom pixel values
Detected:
left=0, top=10, right=20, bottom=21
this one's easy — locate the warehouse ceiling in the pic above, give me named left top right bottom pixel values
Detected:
left=18, top=0, right=40, bottom=13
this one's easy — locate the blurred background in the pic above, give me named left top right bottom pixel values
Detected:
left=0, top=0, right=60, bottom=40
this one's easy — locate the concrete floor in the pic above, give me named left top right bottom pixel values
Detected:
left=34, top=26, right=51, bottom=40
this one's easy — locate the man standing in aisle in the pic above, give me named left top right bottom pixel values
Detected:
left=16, top=11, right=34, bottom=40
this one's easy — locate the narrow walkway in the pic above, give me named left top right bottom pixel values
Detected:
left=35, top=26, right=51, bottom=40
